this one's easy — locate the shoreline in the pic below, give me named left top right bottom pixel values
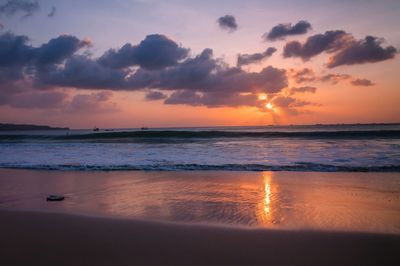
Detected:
left=1, top=209, right=400, bottom=266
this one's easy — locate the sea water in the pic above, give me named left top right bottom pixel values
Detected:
left=0, top=124, right=399, bottom=171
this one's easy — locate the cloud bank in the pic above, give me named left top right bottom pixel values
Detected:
left=0, top=24, right=395, bottom=113
left=0, top=31, right=288, bottom=110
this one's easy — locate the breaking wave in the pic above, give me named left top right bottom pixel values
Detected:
left=1, top=163, right=399, bottom=172
left=1, top=129, right=400, bottom=142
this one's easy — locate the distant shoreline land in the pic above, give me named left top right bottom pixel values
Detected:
left=0, top=123, right=69, bottom=131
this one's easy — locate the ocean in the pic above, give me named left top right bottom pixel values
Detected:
left=1, top=124, right=399, bottom=232
left=0, top=124, right=399, bottom=172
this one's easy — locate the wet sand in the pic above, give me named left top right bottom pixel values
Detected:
left=0, top=169, right=399, bottom=233
left=1, top=169, right=400, bottom=265
left=1, top=209, right=399, bottom=266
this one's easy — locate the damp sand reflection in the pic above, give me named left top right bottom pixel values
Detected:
left=0, top=169, right=399, bottom=234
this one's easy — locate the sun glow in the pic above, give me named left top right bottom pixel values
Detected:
left=258, top=94, right=267, bottom=100
left=265, top=103, right=273, bottom=110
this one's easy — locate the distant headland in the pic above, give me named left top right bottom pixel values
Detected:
left=0, top=123, right=69, bottom=131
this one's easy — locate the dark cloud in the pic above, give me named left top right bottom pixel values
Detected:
left=283, top=30, right=350, bottom=60
left=289, top=86, right=317, bottom=95
left=35, top=35, right=91, bottom=66
left=0, top=32, right=34, bottom=67
left=129, top=49, right=287, bottom=94
left=201, top=92, right=260, bottom=108
left=47, top=6, right=56, bottom=17
left=327, top=36, right=397, bottom=68
left=134, top=48, right=217, bottom=91
left=145, top=90, right=167, bottom=100
left=237, top=47, right=276, bottom=67
left=41, top=48, right=287, bottom=108
left=350, top=78, right=375, bottom=86
left=165, top=90, right=260, bottom=108
left=217, top=15, right=238, bottom=32
left=99, top=34, right=189, bottom=70
left=1, top=31, right=289, bottom=109
left=0, top=32, right=92, bottom=101
left=164, top=90, right=202, bottom=106
left=0, top=31, right=109, bottom=97
left=37, top=55, right=129, bottom=89
left=0, top=32, right=90, bottom=68
left=264, top=20, right=312, bottom=41
left=0, top=0, right=39, bottom=18
left=283, top=31, right=397, bottom=68
left=0, top=66, right=24, bottom=84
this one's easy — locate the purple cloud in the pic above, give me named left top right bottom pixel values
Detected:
left=327, top=36, right=397, bottom=68
left=350, top=78, right=375, bottom=86
left=237, top=47, right=276, bottom=67
left=217, top=15, right=238, bottom=32
left=264, top=20, right=312, bottom=41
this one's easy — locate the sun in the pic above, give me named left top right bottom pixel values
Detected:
left=265, top=103, right=273, bottom=110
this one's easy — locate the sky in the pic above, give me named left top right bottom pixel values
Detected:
left=0, top=0, right=399, bottom=128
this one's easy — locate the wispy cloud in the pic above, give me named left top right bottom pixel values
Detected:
left=47, top=6, right=55, bottom=17
left=0, top=0, right=40, bottom=18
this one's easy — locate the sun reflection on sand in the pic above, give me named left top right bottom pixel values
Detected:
left=264, top=176, right=271, bottom=215
left=258, top=172, right=275, bottom=224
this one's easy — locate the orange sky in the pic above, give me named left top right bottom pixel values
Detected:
left=0, top=0, right=399, bottom=128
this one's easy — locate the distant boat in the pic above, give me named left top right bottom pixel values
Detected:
left=141, top=127, right=149, bottom=130
left=93, top=126, right=99, bottom=132
left=46, top=194, right=64, bottom=201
